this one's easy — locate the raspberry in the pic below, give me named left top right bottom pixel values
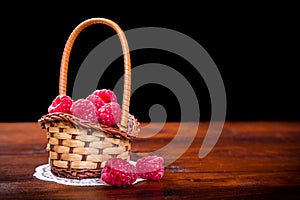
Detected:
left=101, top=158, right=138, bottom=187
left=97, top=102, right=121, bottom=126
left=136, top=155, right=164, bottom=181
left=86, top=94, right=105, bottom=109
left=48, top=94, right=73, bottom=114
left=70, top=99, right=98, bottom=122
left=93, top=89, right=117, bottom=103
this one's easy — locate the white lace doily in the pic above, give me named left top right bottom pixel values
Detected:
left=33, top=163, right=145, bottom=186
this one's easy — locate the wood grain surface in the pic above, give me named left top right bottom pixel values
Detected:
left=0, top=121, right=299, bottom=199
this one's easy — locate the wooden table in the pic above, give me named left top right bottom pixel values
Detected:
left=0, top=121, right=299, bottom=199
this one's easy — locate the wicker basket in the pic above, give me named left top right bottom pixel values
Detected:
left=38, top=18, right=140, bottom=179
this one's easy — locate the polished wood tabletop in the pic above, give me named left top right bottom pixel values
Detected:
left=0, top=121, right=299, bottom=199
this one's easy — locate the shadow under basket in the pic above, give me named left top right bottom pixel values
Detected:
left=38, top=18, right=140, bottom=179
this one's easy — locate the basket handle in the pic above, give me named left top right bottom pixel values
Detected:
left=59, top=18, right=131, bottom=132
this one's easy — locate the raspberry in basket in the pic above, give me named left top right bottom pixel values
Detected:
left=97, top=102, right=122, bottom=126
left=86, top=94, right=105, bottom=109
left=93, top=89, right=117, bottom=103
left=48, top=94, right=73, bottom=114
left=70, top=99, right=98, bottom=123
left=101, top=158, right=138, bottom=186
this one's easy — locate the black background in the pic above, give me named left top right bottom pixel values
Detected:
left=1, top=3, right=299, bottom=122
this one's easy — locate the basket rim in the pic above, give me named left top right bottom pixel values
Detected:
left=38, top=112, right=133, bottom=140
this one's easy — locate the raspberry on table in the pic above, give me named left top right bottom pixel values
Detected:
left=92, top=89, right=117, bottom=103
left=70, top=99, right=98, bottom=123
left=136, top=155, right=164, bottom=181
left=48, top=94, right=73, bottom=114
left=101, top=158, right=138, bottom=187
left=97, top=102, right=121, bottom=126
left=86, top=94, right=105, bottom=109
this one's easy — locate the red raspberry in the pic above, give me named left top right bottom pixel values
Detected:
left=70, top=99, right=98, bottom=122
left=93, top=89, right=117, bottom=103
left=86, top=94, right=105, bottom=109
left=48, top=94, right=73, bottom=114
left=136, top=156, right=164, bottom=181
left=101, top=158, right=138, bottom=187
left=97, top=102, right=121, bottom=126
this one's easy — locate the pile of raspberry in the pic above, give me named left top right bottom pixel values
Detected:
left=48, top=89, right=121, bottom=127
left=101, top=155, right=164, bottom=187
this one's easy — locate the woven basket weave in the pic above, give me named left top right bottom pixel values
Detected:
left=38, top=18, right=140, bottom=179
